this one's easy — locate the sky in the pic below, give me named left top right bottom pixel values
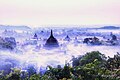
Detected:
left=0, top=0, right=120, bottom=28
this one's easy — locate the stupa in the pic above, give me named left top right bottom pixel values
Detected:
left=64, top=35, right=71, bottom=41
left=33, top=33, right=38, bottom=39
left=44, top=30, right=59, bottom=48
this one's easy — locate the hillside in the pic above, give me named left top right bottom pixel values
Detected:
left=99, top=26, right=120, bottom=29
left=0, top=25, right=31, bottom=30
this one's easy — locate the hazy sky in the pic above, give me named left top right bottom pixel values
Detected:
left=0, top=0, right=120, bottom=27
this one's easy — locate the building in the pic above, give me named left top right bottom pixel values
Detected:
left=44, top=30, right=59, bottom=48
left=33, top=33, right=38, bottom=39
left=64, top=35, right=71, bottom=41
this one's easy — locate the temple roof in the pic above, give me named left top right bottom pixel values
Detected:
left=64, top=35, right=71, bottom=41
left=45, top=30, right=59, bottom=48
left=33, top=33, right=38, bottom=39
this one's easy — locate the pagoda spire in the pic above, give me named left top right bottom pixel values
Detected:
left=44, top=30, right=59, bottom=48
left=50, top=30, right=53, bottom=37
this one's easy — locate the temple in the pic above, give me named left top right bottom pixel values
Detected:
left=33, top=33, right=38, bottom=39
left=64, top=35, right=71, bottom=41
left=44, top=30, right=59, bottom=48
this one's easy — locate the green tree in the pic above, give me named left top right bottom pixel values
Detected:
left=29, top=74, right=40, bottom=80
left=79, top=51, right=107, bottom=66
left=106, top=52, right=120, bottom=70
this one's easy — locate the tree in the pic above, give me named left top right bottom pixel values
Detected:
left=29, top=74, right=40, bottom=80
left=27, top=66, right=36, bottom=77
left=71, top=56, right=83, bottom=67
left=79, top=51, right=107, bottom=66
left=106, top=52, right=120, bottom=70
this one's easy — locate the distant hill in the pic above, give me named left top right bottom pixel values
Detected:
left=0, top=25, right=31, bottom=30
left=99, top=26, right=120, bottom=29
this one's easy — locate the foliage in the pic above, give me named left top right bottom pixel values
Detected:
left=0, top=51, right=120, bottom=80
left=30, top=74, right=40, bottom=80
left=27, top=66, right=37, bottom=77
left=106, top=52, right=120, bottom=70
left=0, top=37, right=16, bottom=50
left=71, top=55, right=83, bottom=67
left=5, top=68, right=21, bottom=80
left=79, top=51, right=107, bottom=66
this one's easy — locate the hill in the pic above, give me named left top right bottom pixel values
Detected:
left=0, top=25, right=31, bottom=30
left=99, top=26, right=120, bottom=29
